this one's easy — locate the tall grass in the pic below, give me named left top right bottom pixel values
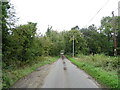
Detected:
left=68, top=54, right=119, bottom=89
left=2, top=56, right=58, bottom=89
left=76, top=54, right=118, bottom=71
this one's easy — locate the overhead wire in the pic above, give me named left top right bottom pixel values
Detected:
left=86, top=0, right=111, bottom=27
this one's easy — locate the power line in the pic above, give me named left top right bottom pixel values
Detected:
left=86, top=0, right=111, bottom=27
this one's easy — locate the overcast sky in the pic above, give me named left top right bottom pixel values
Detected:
left=10, top=0, right=120, bottom=34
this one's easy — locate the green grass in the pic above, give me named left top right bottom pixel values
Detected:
left=0, top=53, right=2, bottom=90
left=2, top=56, right=59, bottom=89
left=67, top=55, right=119, bottom=89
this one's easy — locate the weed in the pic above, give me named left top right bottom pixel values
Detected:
left=68, top=55, right=119, bottom=89
left=2, top=56, right=58, bottom=89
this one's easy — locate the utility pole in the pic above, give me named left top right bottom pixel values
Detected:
left=118, top=1, right=120, bottom=16
left=112, top=11, right=117, bottom=56
left=73, top=35, right=74, bottom=57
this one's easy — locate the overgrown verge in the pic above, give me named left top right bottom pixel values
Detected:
left=67, top=54, right=119, bottom=89
left=2, top=56, right=58, bottom=89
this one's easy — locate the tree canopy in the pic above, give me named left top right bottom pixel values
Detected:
left=2, top=1, right=120, bottom=67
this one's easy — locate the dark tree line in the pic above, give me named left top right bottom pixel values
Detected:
left=1, top=1, right=120, bottom=67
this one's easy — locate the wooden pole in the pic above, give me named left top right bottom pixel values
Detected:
left=112, top=11, right=117, bottom=56
left=118, top=1, right=120, bottom=16
left=73, top=35, right=74, bottom=57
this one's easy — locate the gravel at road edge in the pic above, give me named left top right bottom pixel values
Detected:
left=11, top=63, right=53, bottom=88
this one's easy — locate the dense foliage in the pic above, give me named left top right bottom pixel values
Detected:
left=1, top=1, right=120, bottom=89
left=2, top=1, right=120, bottom=65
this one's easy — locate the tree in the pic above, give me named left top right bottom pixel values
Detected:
left=71, top=25, right=80, bottom=30
left=100, top=16, right=120, bottom=55
left=116, top=16, right=120, bottom=55
left=64, top=29, right=88, bottom=55
left=11, top=22, right=37, bottom=61
left=2, top=1, right=17, bottom=62
left=80, top=25, right=109, bottom=55
left=46, top=25, right=52, bottom=37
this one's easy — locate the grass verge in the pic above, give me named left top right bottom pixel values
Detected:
left=2, top=56, right=59, bottom=89
left=67, top=56, right=119, bottom=89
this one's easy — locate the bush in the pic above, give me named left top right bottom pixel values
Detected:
left=2, top=56, right=58, bottom=89
left=76, top=54, right=118, bottom=71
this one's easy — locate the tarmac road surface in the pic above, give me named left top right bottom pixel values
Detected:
left=42, top=58, right=101, bottom=88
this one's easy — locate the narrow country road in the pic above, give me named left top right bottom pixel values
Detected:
left=12, top=57, right=101, bottom=88
left=42, top=58, right=100, bottom=88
